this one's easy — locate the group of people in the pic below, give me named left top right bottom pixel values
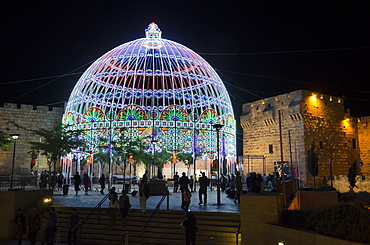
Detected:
left=38, top=171, right=65, bottom=190
left=72, top=172, right=93, bottom=195
left=14, top=206, right=59, bottom=245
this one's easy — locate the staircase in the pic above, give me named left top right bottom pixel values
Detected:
left=51, top=206, right=241, bottom=245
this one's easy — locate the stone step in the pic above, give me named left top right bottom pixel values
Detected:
left=42, top=206, right=241, bottom=245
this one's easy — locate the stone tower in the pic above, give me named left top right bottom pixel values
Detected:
left=240, top=90, right=361, bottom=187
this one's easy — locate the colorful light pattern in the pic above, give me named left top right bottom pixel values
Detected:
left=64, top=22, right=236, bottom=160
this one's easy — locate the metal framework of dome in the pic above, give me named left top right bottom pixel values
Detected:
left=64, top=22, right=236, bottom=164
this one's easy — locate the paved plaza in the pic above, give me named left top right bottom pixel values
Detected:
left=51, top=184, right=240, bottom=213
left=1, top=184, right=239, bottom=245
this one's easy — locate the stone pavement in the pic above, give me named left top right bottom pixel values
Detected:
left=1, top=185, right=239, bottom=245
left=51, top=184, right=240, bottom=213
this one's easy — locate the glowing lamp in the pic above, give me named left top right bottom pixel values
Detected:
left=277, top=242, right=285, bottom=245
left=43, top=198, right=52, bottom=203
left=310, top=94, right=317, bottom=102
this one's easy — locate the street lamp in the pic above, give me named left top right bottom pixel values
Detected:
left=9, top=134, right=20, bottom=189
left=212, top=123, right=224, bottom=205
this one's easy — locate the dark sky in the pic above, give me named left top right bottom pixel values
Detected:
left=1, top=0, right=370, bottom=121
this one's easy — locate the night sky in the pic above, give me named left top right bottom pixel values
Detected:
left=1, top=1, right=370, bottom=124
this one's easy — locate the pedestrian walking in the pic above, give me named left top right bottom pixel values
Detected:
left=142, top=170, right=148, bottom=183
left=99, top=174, right=106, bottom=194
left=198, top=172, right=209, bottom=205
left=109, top=186, right=118, bottom=202
left=139, top=180, right=150, bottom=213
left=179, top=172, right=190, bottom=190
left=108, top=192, right=120, bottom=230
left=119, top=189, right=131, bottom=228
left=189, top=176, right=194, bottom=192
left=181, top=186, right=192, bottom=213
left=220, top=174, right=226, bottom=192
left=83, top=173, right=91, bottom=195
left=14, top=208, right=26, bottom=245
left=68, top=208, right=80, bottom=245
left=46, top=207, right=58, bottom=245
left=234, top=171, right=243, bottom=204
left=28, top=207, right=40, bottom=245
left=173, top=172, right=179, bottom=192
left=181, top=212, right=198, bottom=245
left=74, top=172, right=81, bottom=195
left=40, top=209, right=51, bottom=245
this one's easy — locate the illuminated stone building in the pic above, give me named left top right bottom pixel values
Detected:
left=240, top=89, right=363, bottom=187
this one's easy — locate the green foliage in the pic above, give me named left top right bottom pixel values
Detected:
left=306, top=204, right=370, bottom=243
left=0, top=130, right=12, bottom=151
left=347, top=160, right=357, bottom=191
left=177, top=152, right=200, bottom=166
left=27, top=123, right=84, bottom=171
left=133, top=149, right=152, bottom=167
left=154, top=149, right=172, bottom=166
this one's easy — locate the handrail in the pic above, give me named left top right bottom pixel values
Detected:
left=8, top=190, right=52, bottom=239
left=78, top=192, right=110, bottom=244
left=79, top=192, right=110, bottom=227
left=118, top=231, right=128, bottom=245
left=141, top=191, right=169, bottom=244
left=236, top=221, right=241, bottom=245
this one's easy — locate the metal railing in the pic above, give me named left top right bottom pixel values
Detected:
left=236, top=221, right=241, bottom=245
left=8, top=191, right=52, bottom=239
left=141, top=191, right=170, bottom=244
left=1, top=175, right=39, bottom=191
left=118, top=231, right=129, bottom=245
left=78, top=192, right=110, bottom=243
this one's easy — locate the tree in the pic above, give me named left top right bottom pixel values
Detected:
left=347, top=160, right=357, bottom=192
left=94, top=150, right=110, bottom=174
left=154, top=149, right=172, bottom=179
left=0, top=130, right=12, bottom=151
left=27, top=123, right=84, bottom=188
left=307, top=144, right=319, bottom=189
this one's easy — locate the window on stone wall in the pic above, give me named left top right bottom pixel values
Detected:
left=319, top=141, right=323, bottom=149
left=269, top=144, right=273, bottom=154
left=352, top=139, right=357, bottom=149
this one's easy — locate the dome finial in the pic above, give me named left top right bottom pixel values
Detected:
left=145, top=22, right=162, bottom=39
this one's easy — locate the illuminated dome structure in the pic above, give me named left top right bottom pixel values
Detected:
left=64, top=23, right=236, bottom=168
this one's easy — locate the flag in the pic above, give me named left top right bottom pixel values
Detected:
left=30, top=149, right=36, bottom=169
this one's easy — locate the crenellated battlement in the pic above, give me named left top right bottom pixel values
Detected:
left=1, top=102, right=65, bottom=113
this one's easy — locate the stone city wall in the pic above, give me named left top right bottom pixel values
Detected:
left=358, top=116, right=370, bottom=174
left=0, top=103, right=64, bottom=175
left=241, top=90, right=364, bottom=187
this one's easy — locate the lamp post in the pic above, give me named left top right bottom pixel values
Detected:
left=9, top=134, right=20, bottom=189
left=212, top=123, right=224, bottom=205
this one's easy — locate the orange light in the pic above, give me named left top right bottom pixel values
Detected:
left=310, top=94, right=317, bottom=102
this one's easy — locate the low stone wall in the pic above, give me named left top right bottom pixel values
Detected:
left=288, top=191, right=338, bottom=210
left=332, top=175, right=370, bottom=193
left=240, top=192, right=284, bottom=245
left=264, top=223, right=367, bottom=245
